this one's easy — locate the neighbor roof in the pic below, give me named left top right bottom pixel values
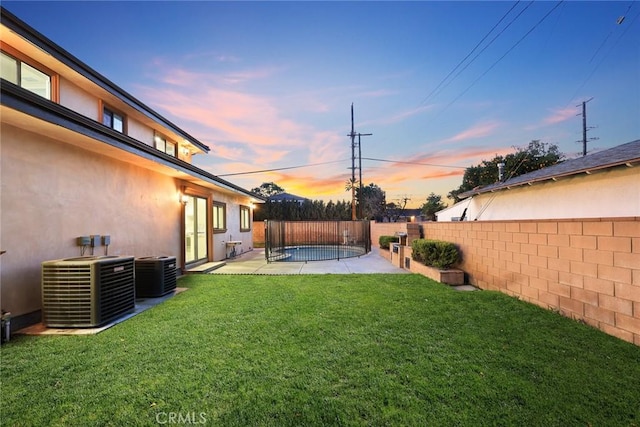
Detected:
left=459, top=139, right=640, bottom=199
left=268, top=192, right=309, bottom=202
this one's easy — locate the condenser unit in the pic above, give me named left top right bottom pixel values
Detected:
left=134, top=256, right=177, bottom=298
left=41, top=256, right=135, bottom=328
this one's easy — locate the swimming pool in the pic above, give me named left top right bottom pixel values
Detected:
left=264, top=220, right=371, bottom=262
left=275, top=245, right=367, bottom=262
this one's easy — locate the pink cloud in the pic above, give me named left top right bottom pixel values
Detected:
left=210, top=144, right=245, bottom=161
left=136, top=76, right=309, bottom=157
left=372, top=105, right=434, bottom=126
left=543, top=106, right=577, bottom=125
left=358, top=89, right=398, bottom=98
left=524, top=104, right=580, bottom=131
left=441, top=121, right=501, bottom=144
left=307, top=131, right=348, bottom=164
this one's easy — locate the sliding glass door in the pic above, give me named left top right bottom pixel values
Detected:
left=184, top=196, right=208, bottom=264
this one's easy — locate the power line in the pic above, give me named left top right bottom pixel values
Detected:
left=217, top=151, right=470, bottom=180
left=362, top=157, right=466, bottom=169
left=435, top=0, right=565, bottom=119
left=438, top=1, right=534, bottom=99
left=565, top=3, right=639, bottom=106
left=474, top=150, right=531, bottom=220
left=420, top=1, right=523, bottom=106
left=217, top=159, right=348, bottom=177
left=216, top=155, right=467, bottom=178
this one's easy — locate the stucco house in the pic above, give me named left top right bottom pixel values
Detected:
left=437, top=140, right=640, bottom=221
left=0, top=8, right=263, bottom=331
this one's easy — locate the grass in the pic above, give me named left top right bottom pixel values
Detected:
left=2, top=274, right=639, bottom=426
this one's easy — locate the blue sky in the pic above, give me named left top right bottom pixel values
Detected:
left=5, top=1, right=639, bottom=207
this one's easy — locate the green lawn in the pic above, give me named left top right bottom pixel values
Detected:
left=2, top=274, right=639, bottom=426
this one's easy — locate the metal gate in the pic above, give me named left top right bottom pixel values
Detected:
left=264, top=220, right=371, bottom=262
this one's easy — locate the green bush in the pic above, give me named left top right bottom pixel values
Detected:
left=379, top=235, right=399, bottom=250
left=411, top=239, right=460, bottom=269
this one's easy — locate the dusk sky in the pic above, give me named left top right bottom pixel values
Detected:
left=5, top=1, right=639, bottom=208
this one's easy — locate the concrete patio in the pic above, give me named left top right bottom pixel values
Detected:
left=210, top=246, right=409, bottom=275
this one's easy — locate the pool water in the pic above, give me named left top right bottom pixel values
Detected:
left=279, top=245, right=366, bottom=262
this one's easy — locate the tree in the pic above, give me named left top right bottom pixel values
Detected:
left=346, top=181, right=387, bottom=220
left=356, top=183, right=387, bottom=220
left=254, top=197, right=353, bottom=221
left=448, top=140, right=564, bottom=202
left=420, top=193, right=447, bottom=221
left=251, top=182, right=285, bottom=198
left=385, top=197, right=410, bottom=222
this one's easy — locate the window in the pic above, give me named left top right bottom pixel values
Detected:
left=213, top=202, right=226, bottom=232
left=103, top=106, right=124, bottom=132
left=1, top=52, right=18, bottom=84
left=1, top=51, right=51, bottom=99
left=166, top=141, right=176, bottom=157
left=240, top=205, right=251, bottom=231
left=154, top=134, right=176, bottom=157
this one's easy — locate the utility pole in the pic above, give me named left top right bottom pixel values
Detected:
left=349, top=104, right=356, bottom=220
left=347, top=104, right=372, bottom=220
left=577, top=97, right=598, bottom=156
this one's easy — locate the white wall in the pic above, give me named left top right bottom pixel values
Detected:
left=59, top=77, right=99, bottom=120
left=438, top=167, right=640, bottom=221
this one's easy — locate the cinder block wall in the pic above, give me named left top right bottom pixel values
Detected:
left=253, top=221, right=266, bottom=247
left=418, top=218, right=640, bottom=345
left=370, top=223, right=408, bottom=248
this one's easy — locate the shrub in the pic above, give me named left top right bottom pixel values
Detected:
left=378, top=235, right=399, bottom=250
left=411, top=239, right=460, bottom=269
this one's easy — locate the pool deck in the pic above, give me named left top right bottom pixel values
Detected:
left=210, top=246, right=409, bottom=275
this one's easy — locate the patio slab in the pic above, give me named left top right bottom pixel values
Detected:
left=210, top=247, right=408, bottom=275
left=17, top=288, right=188, bottom=336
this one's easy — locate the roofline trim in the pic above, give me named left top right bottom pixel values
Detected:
left=1, top=81, right=264, bottom=201
left=0, top=6, right=210, bottom=153
left=459, top=158, right=640, bottom=199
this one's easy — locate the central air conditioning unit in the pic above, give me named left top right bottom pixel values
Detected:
left=41, top=256, right=135, bottom=328
left=134, top=256, right=177, bottom=298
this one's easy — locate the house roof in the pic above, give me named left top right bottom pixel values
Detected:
left=459, top=139, right=640, bottom=199
left=0, top=7, right=209, bottom=153
left=1, top=7, right=265, bottom=202
left=267, top=192, right=309, bottom=202
left=1, top=82, right=266, bottom=201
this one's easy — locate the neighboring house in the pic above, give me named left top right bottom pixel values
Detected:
left=378, top=208, right=426, bottom=223
left=436, top=140, right=640, bottom=221
left=267, top=192, right=309, bottom=205
left=0, top=8, right=264, bottom=331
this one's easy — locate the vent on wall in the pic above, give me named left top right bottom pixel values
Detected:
left=135, top=256, right=177, bottom=298
left=41, top=256, right=135, bottom=328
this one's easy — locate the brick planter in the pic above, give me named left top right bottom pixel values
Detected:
left=404, top=246, right=464, bottom=285
left=379, top=248, right=392, bottom=262
left=409, top=260, right=464, bottom=285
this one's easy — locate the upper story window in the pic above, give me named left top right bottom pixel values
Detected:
left=1, top=51, right=51, bottom=99
left=240, top=205, right=251, bottom=232
left=213, top=202, right=226, bottom=232
left=154, top=134, right=176, bottom=157
left=102, top=106, right=124, bottom=133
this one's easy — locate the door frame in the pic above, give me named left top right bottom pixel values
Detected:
left=181, top=186, right=212, bottom=270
